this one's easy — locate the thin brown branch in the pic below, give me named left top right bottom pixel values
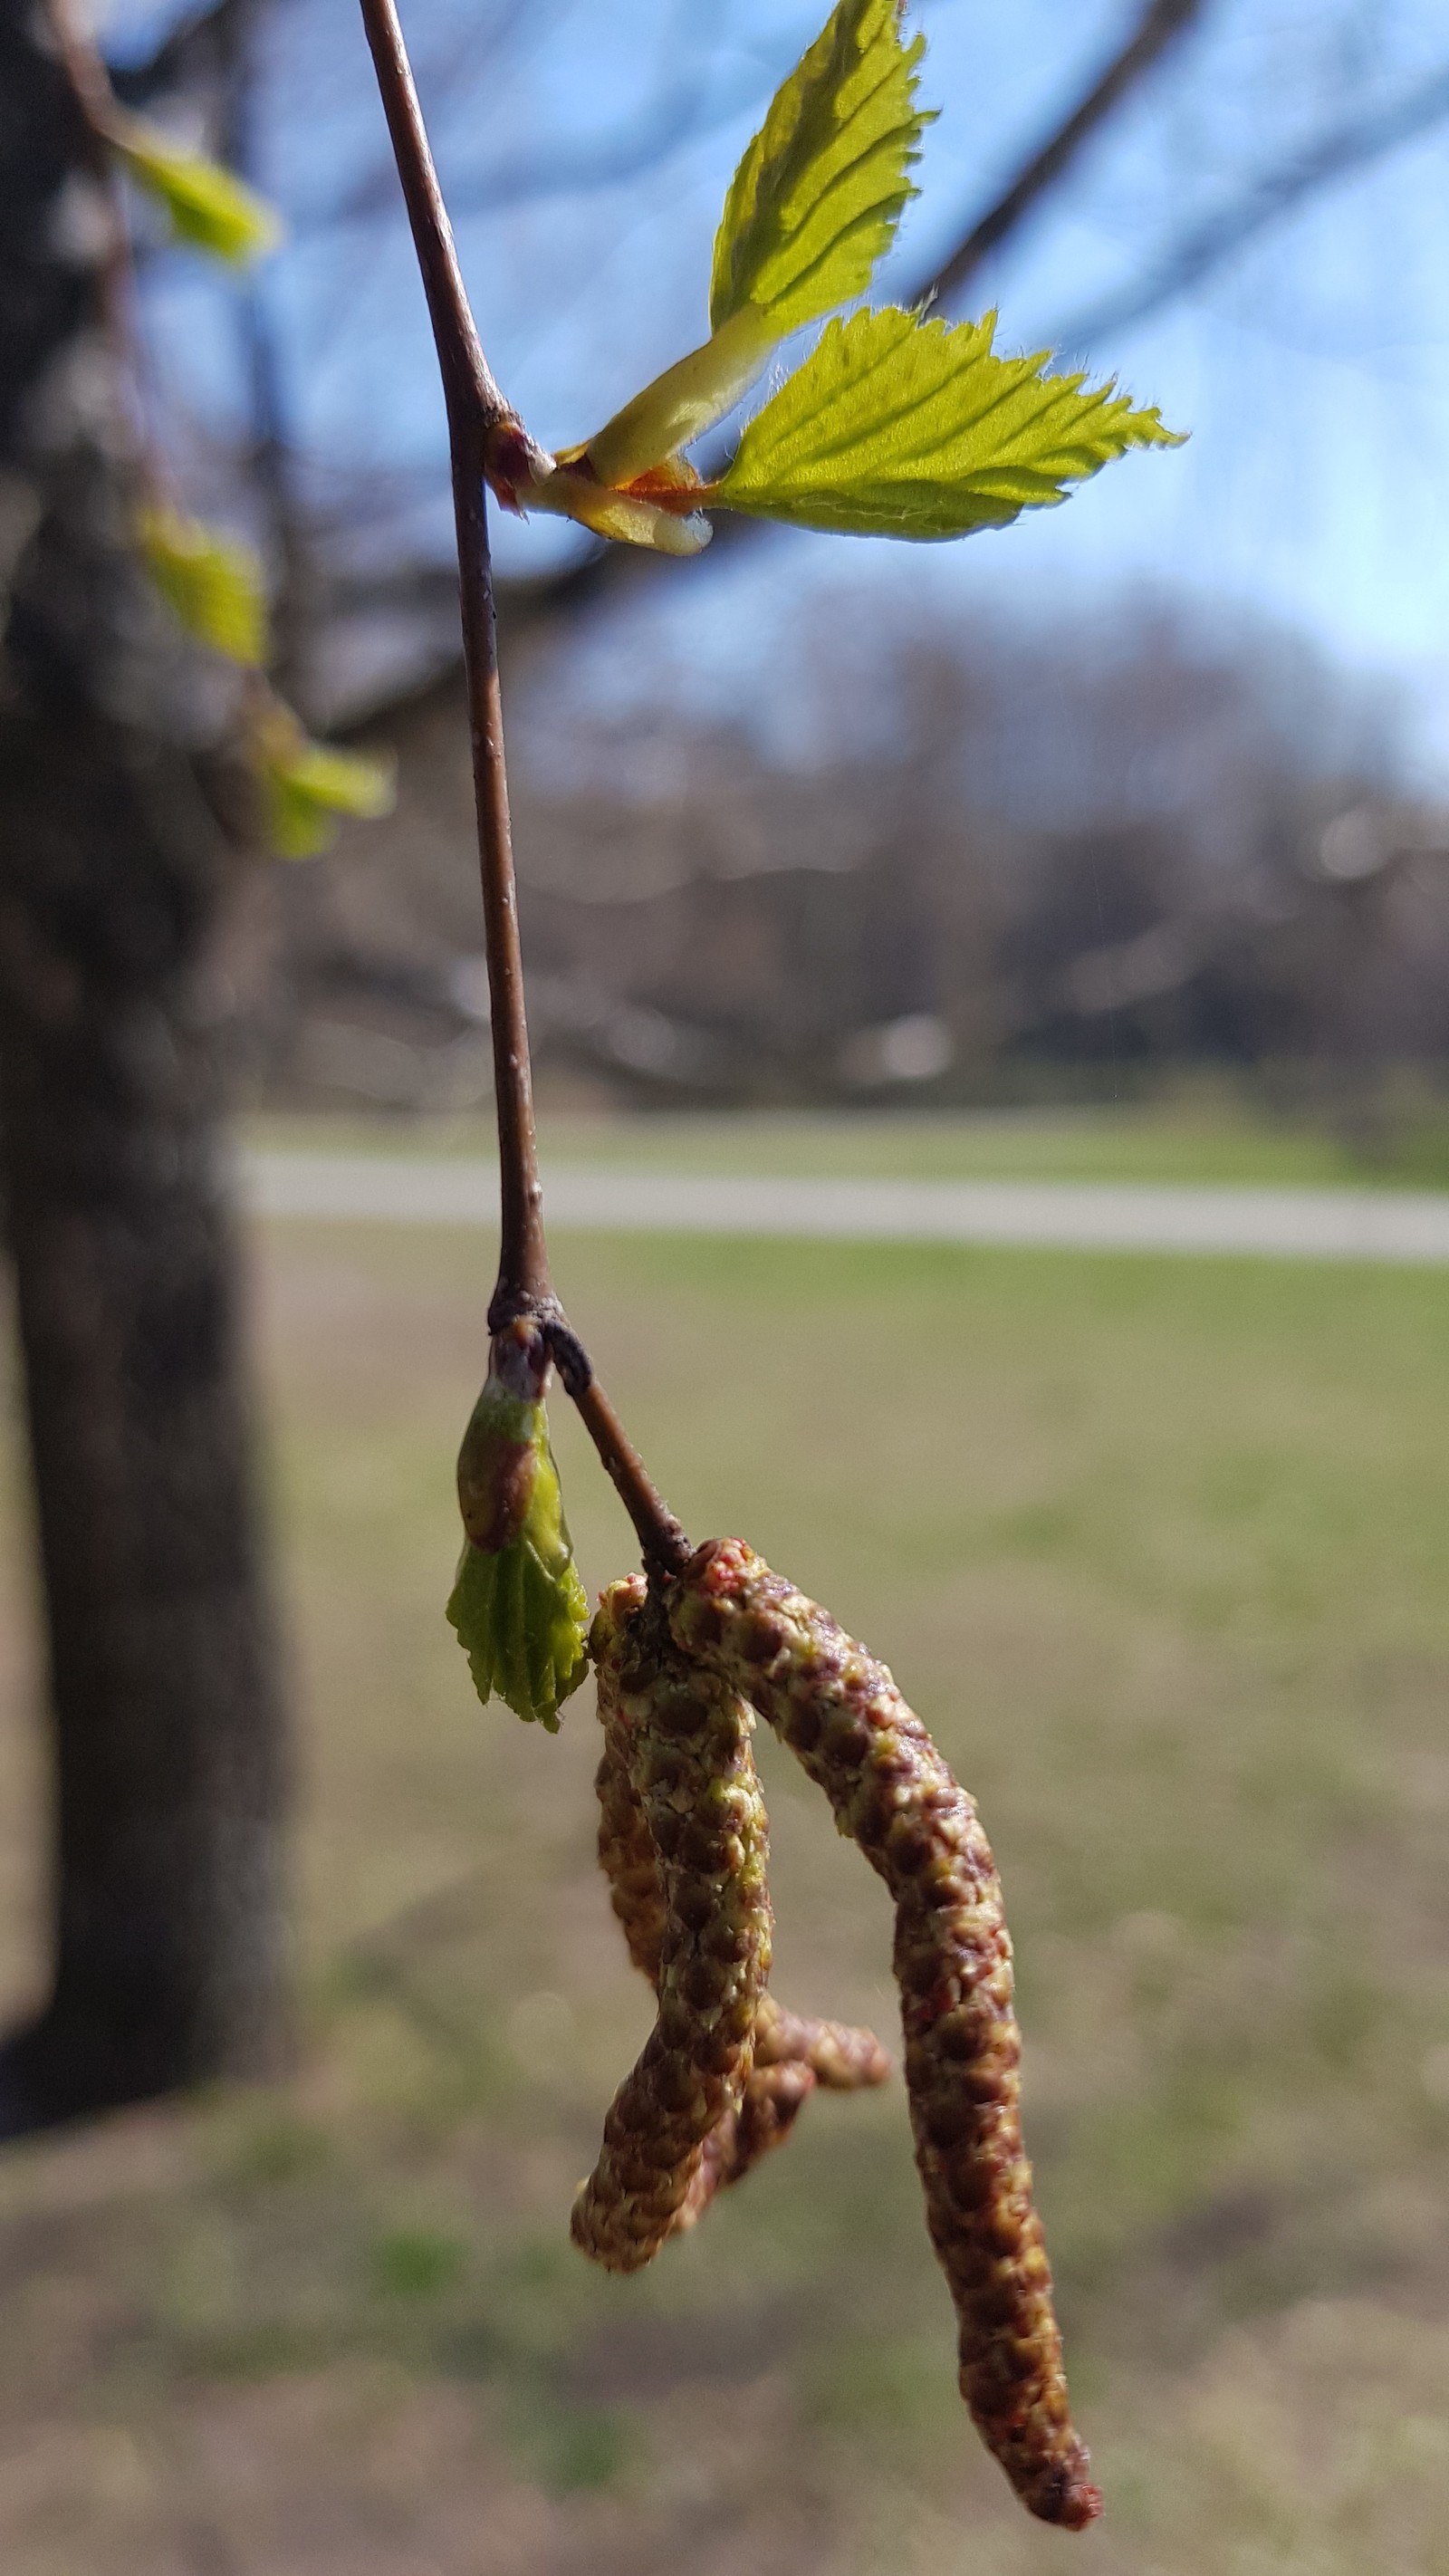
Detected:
left=357, top=0, right=690, bottom=1577
left=356, top=0, right=506, bottom=425
left=543, top=1326, right=690, bottom=1573
left=1049, top=54, right=1449, bottom=350
left=911, top=0, right=1208, bottom=313
left=358, top=0, right=548, bottom=1311
left=575, top=1380, right=691, bottom=1574
left=46, top=0, right=124, bottom=168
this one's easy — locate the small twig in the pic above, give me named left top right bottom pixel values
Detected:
left=359, top=0, right=547, bottom=1316
left=575, top=1376, right=691, bottom=1575
left=358, top=0, right=689, bottom=1574
left=910, top=0, right=1206, bottom=312
left=46, top=0, right=158, bottom=454
left=47, top=0, right=117, bottom=144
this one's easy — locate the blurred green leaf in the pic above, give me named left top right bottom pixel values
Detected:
left=254, top=720, right=396, bottom=860
left=716, top=305, right=1185, bottom=540
left=113, top=117, right=283, bottom=266
left=138, top=505, right=269, bottom=666
left=710, top=0, right=930, bottom=339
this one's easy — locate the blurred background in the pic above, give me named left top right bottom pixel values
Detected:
left=2, top=0, right=1449, bottom=2567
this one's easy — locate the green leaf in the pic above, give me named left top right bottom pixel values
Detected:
left=715, top=306, right=1185, bottom=540
left=446, top=1401, right=591, bottom=1732
left=113, top=117, right=283, bottom=266
left=580, top=0, right=930, bottom=491
left=138, top=505, right=269, bottom=666
left=254, top=720, right=396, bottom=860
left=710, top=0, right=930, bottom=340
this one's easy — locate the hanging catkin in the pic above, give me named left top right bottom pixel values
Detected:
left=668, top=1537, right=1100, bottom=2533
left=571, top=1578, right=772, bottom=2271
left=589, top=1577, right=889, bottom=2244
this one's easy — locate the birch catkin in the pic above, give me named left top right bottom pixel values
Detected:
left=668, top=1537, right=1100, bottom=2533
left=590, top=1580, right=889, bottom=2241
left=572, top=1577, right=771, bottom=2271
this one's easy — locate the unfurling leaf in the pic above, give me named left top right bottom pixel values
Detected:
left=710, top=0, right=929, bottom=339
left=112, top=116, right=283, bottom=265
left=521, top=452, right=713, bottom=556
left=139, top=505, right=268, bottom=665
left=446, top=1338, right=590, bottom=1731
left=583, top=309, right=776, bottom=497
left=715, top=305, right=1185, bottom=540
left=585, top=0, right=930, bottom=492
left=447, top=1534, right=590, bottom=1734
left=251, top=713, right=396, bottom=860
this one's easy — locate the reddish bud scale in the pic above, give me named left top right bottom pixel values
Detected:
left=590, top=1583, right=889, bottom=2244
left=572, top=1578, right=772, bottom=2272
left=669, top=1537, right=1101, bottom=2533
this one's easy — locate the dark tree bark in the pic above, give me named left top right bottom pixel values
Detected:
left=0, top=0, right=292, bottom=2129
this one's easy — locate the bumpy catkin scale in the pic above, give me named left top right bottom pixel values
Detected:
left=592, top=1600, right=889, bottom=2238
left=572, top=1578, right=772, bottom=2272
left=669, top=1537, right=1101, bottom=2533
left=754, top=1994, right=891, bottom=2091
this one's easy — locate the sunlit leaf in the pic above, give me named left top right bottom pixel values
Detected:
left=253, top=716, right=396, bottom=860
left=584, top=0, right=931, bottom=489
left=138, top=504, right=269, bottom=665
left=112, top=116, right=283, bottom=265
left=710, top=0, right=930, bottom=338
left=715, top=306, right=1185, bottom=540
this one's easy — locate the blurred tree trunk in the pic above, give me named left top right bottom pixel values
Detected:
left=0, top=0, right=292, bottom=2129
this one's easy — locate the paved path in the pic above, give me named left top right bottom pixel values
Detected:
left=239, top=1149, right=1449, bottom=1266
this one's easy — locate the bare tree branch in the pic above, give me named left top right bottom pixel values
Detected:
left=109, top=0, right=249, bottom=106
left=910, top=0, right=1208, bottom=313
left=1048, top=57, right=1449, bottom=349
left=327, top=62, right=765, bottom=230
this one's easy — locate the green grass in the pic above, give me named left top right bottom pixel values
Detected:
left=245, top=1072, right=1449, bottom=1189
left=0, top=1221, right=1447, bottom=2570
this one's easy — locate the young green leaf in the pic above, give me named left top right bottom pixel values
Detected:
left=715, top=306, right=1185, bottom=540
left=138, top=505, right=269, bottom=666
left=253, top=717, right=396, bottom=860
left=584, top=0, right=930, bottom=490
left=710, top=0, right=930, bottom=339
left=447, top=1533, right=590, bottom=1733
left=112, top=116, right=283, bottom=265
left=448, top=1368, right=590, bottom=1732
left=583, top=308, right=777, bottom=497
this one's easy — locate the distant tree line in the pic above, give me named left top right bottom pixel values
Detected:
left=235, top=601, right=1449, bottom=1119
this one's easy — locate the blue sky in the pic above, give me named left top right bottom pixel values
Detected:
left=113, top=0, right=1449, bottom=780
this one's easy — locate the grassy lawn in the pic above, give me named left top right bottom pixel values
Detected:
left=0, top=1219, right=1447, bottom=2571
left=245, top=1075, right=1449, bottom=1189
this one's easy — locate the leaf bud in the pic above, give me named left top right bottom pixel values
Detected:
left=446, top=1322, right=590, bottom=1731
